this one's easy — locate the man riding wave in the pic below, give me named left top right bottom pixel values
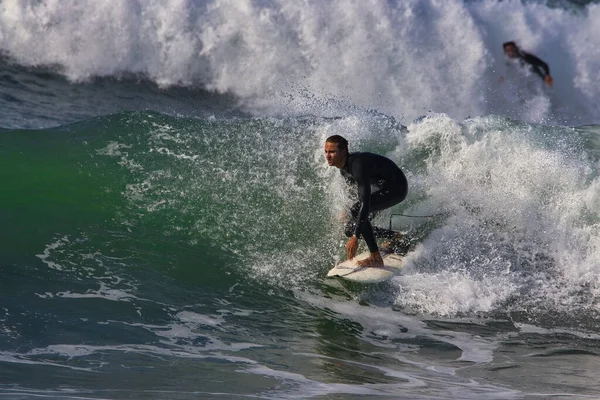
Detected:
left=325, top=135, right=408, bottom=268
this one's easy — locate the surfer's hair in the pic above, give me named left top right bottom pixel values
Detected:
left=326, top=135, right=348, bottom=153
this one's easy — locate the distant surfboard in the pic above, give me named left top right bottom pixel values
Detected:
left=326, top=251, right=405, bottom=283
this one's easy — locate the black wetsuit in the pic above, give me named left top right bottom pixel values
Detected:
left=341, top=152, right=408, bottom=253
left=516, top=51, right=550, bottom=81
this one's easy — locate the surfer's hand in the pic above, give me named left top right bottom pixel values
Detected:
left=544, top=75, right=553, bottom=87
left=346, top=235, right=358, bottom=260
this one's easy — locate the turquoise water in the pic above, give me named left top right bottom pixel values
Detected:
left=3, top=109, right=600, bottom=399
left=3, top=1, right=600, bottom=399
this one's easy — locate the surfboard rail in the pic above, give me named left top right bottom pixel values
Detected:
left=326, top=251, right=404, bottom=283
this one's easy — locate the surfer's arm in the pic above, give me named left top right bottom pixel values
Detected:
left=345, top=181, right=367, bottom=261
left=522, top=52, right=552, bottom=84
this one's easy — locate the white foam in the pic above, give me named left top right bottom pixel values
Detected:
left=35, top=281, right=137, bottom=303
left=297, top=291, right=497, bottom=365
left=0, top=1, right=597, bottom=124
left=392, top=114, right=600, bottom=315
left=35, top=235, right=73, bottom=271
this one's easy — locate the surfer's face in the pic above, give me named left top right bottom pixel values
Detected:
left=324, top=142, right=346, bottom=168
left=504, top=44, right=518, bottom=58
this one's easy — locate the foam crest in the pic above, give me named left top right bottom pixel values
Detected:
left=395, top=114, right=600, bottom=315
left=1, top=1, right=597, bottom=124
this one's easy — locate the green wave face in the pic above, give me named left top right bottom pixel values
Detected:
left=1, top=111, right=342, bottom=290
left=5, top=110, right=600, bottom=320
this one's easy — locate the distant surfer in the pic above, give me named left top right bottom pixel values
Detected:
left=499, top=41, right=553, bottom=87
left=325, top=135, right=408, bottom=268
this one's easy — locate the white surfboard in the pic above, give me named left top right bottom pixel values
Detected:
left=326, top=251, right=405, bottom=283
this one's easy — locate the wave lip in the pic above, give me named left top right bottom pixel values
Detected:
left=1, top=0, right=598, bottom=124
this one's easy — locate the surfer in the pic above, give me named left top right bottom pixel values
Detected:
left=325, top=135, right=408, bottom=268
left=499, top=41, right=553, bottom=87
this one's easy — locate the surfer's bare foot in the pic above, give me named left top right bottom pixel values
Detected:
left=381, top=232, right=403, bottom=253
left=357, top=252, right=384, bottom=268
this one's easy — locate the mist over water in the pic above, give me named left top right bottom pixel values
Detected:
left=0, top=0, right=598, bottom=125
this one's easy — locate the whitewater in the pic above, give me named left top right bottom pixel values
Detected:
left=0, top=0, right=598, bottom=126
left=2, top=1, right=600, bottom=399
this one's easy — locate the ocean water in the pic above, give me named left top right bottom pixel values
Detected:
left=2, top=0, right=600, bottom=399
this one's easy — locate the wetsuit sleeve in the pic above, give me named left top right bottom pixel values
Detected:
left=522, top=52, right=550, bottom=79
left=351, top=163, right=371, bottom=237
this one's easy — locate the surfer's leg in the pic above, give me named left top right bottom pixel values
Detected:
left=381, top=232, right=410, bottom=254
left=360, top=220, right=378, bottom=253
left=344, top=184, right=408, bottom=267
left=344, top=202, right=381, bottom=258
left=352, top=220, right=384, bottom=268
left=345, top=205, right=382, bottom=245
left=354, top=178, right=408, bottom=266
left=369, top=185, right=407, bottom=214
left=364, top=190, right=403, bottom=238
left=342, top=203, right=383, bottom=267
left=344, top=198, right=401, bottom=246
left=368, top=187, right=408, bottom=254
left=344, top=202, right=392, bottom=237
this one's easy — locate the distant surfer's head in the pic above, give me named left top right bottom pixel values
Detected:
left=324, top=135, right=348, bottom=168
left=503, top=41, right=519, bottom=58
